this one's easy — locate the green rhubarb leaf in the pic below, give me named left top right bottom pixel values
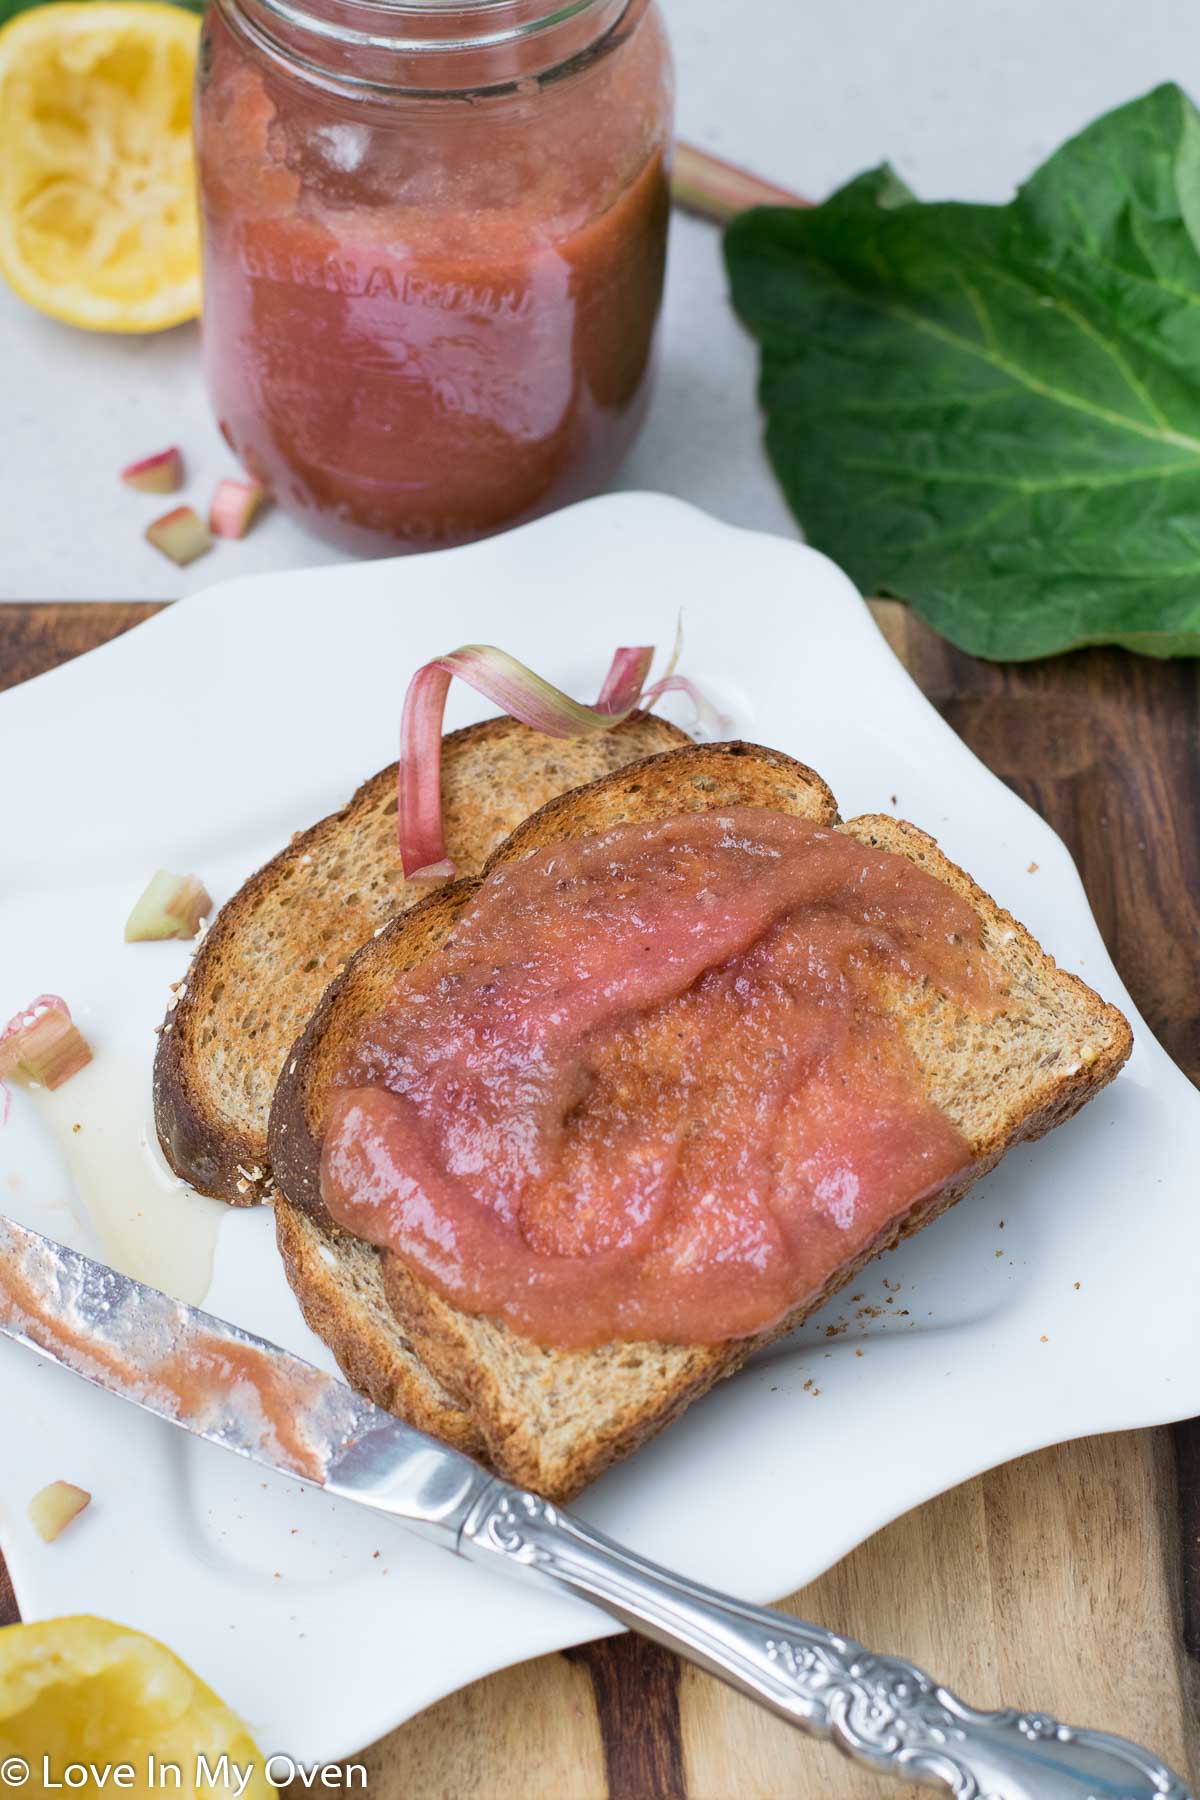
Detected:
left=725, top=83, right=1200, bottom=660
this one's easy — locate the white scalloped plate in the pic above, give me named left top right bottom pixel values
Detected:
left=2, top=494, right=1198, bottom=1763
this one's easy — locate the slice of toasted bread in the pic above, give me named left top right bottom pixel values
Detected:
left=153, top=714, right=689, bottom=1208
left=154, top=714, right=686, bottom=1452
left=269, top=745, right=1131, bottom=1500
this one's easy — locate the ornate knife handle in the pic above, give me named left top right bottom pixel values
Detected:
left=460, top=1484, right=1191, bottom=1800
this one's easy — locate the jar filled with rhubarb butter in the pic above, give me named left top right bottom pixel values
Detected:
left=194, top=0, right=673, bottom=552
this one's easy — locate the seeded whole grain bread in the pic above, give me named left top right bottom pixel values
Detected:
left=153, top=713, right=687, bottom=1452
left=269, top=742, right=1132, bottom=1500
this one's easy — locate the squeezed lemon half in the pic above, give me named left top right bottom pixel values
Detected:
left=0, top=3, right=201, bottom=331
left=0, top=1616, right=270, bottom=1795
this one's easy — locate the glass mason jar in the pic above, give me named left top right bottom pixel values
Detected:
left=194, top=0, right=674, bottom=553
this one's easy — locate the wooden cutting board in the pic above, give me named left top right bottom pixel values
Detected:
left=1, top=600, right=1197, bottom=1799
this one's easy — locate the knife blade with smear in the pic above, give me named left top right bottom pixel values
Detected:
left=0, top=1213, right=1189, bottom=1800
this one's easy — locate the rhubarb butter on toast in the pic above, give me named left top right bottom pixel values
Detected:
left=271, top=741, right=1129, bottom=1499
left=321, top=809, right=1003, bottom=1348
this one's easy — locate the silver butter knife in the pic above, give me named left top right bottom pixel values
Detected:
left=0, top=1214, right=1189, bottom=1800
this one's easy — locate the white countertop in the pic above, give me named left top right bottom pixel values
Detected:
left=2, top=0, right=1193, bottom=600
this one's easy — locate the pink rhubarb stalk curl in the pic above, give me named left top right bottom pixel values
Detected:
left=398, top=642, right=692, bottom=883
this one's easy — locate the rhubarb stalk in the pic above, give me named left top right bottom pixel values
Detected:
left=672, top=142, right=811, bottom=226
left=400, top=645, right=658, bottom=882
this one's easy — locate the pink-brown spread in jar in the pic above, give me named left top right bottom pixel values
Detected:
left=321, top=810, right=1006, bottom=1348
left=195, top=0, right=673, bottom=552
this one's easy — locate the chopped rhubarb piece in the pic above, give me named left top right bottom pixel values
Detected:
left=125, top=870, right=213, bottom=942
left=0, top=995, right=92, bottom=1090
left=145, top=505, right=212, bottom=566
left=28, top=1481, right=91, bottom=1542
left=209, top=478, right=266, bottom=539
left=11, top=1009, right=92, bottom=1086
left=121, top=447, right=184, bottom=494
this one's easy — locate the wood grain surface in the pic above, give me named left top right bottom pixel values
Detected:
left=1, top=599, right=1198, bottom=1799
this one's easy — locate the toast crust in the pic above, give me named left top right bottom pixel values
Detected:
left=153, top=714, right=690, bottom=1204
left=273, top=1200, right=484, bottom=1456
left=267, top=748, right=1132, bottom=1501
